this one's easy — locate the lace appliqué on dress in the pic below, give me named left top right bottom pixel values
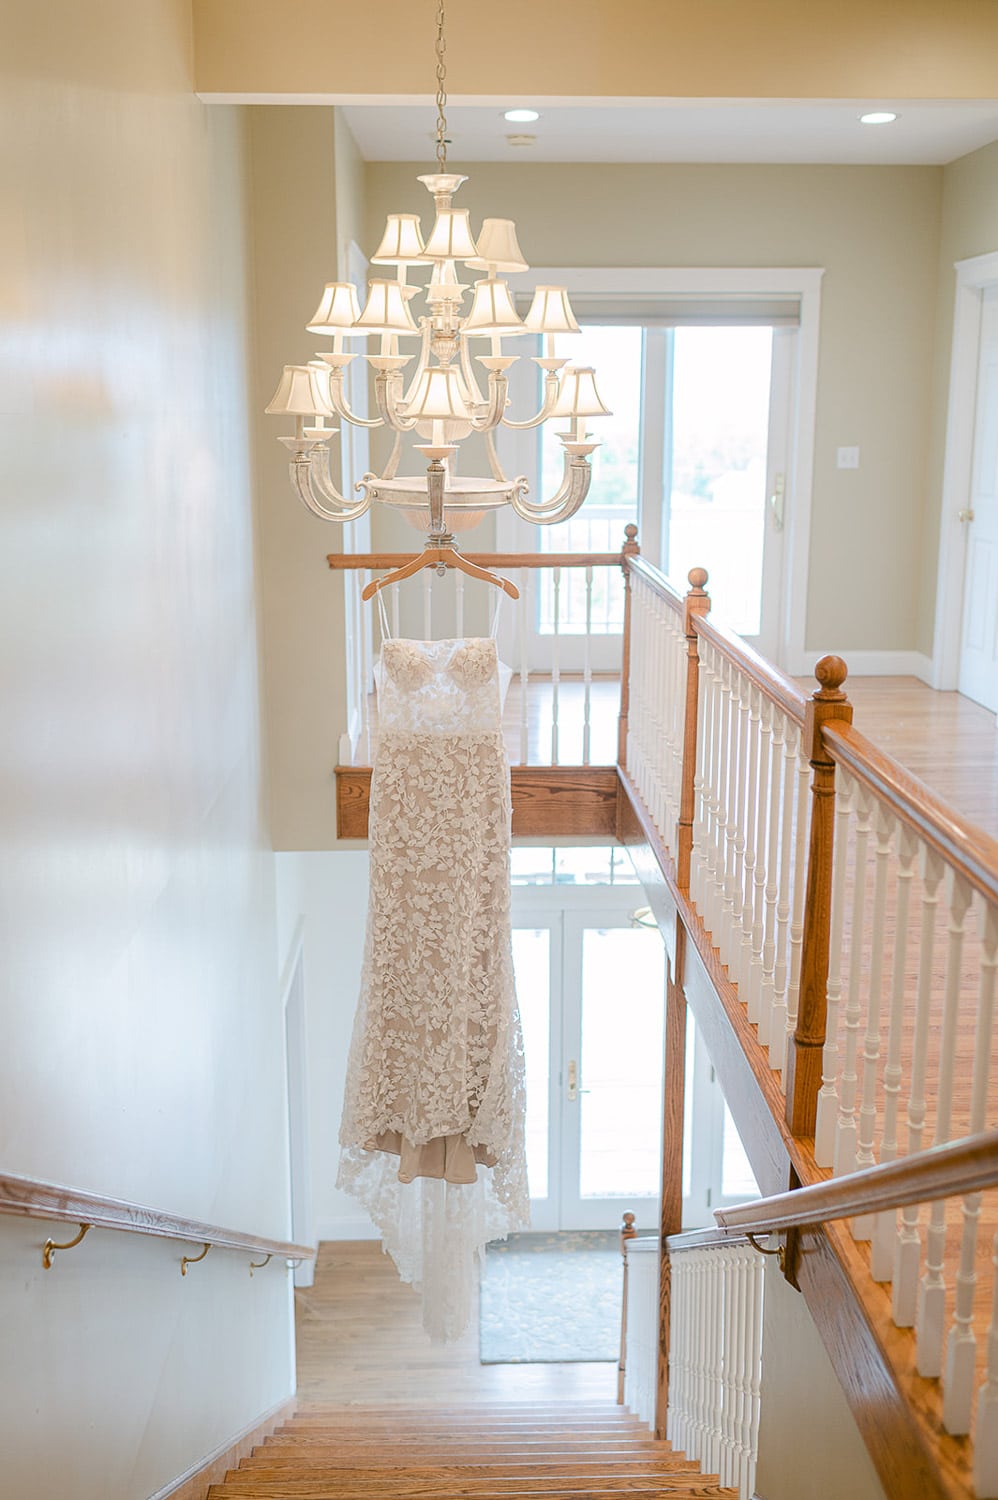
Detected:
left=337, top=637, right=530, bottom=1341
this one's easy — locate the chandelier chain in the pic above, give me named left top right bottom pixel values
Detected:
left=434, top=0, right=448, bottom=169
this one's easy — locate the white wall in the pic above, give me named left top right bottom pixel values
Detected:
left=755, top=1258, right=888, bottom=1500
left=0, top=4, right=294, bottom=1495
left=276, top=852, right=378, bottom=1242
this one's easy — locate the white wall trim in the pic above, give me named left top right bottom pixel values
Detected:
left=932, top=249, right=998, bottom=689
left=795, top=649, right=934, bottom=682
left=281, top=925, right=315, bottom=1288
left=515, top=266, right=824, bottom=672
left=317, top=1214, right=380, bottom=1241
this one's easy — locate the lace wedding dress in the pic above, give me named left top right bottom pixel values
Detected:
left=337, top=633, right=530, bottom=1341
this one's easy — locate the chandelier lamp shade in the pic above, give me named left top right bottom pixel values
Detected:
left=264, top=9, right=609, bottom=541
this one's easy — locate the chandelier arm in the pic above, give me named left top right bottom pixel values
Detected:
left=508, top=454, right=592, bottom=524
left=375, top=371, right=419, bottom=431
left=459, top=336, right=486, bottom=406
left=291, top=453, right=374, bottom=523
left=467, top=372, right=508, bottom=432
left=500, top=370, right=562, bottom=430
left=484, top=429, right=509, bottom=484
left=327, top=371, right=384, bottom=429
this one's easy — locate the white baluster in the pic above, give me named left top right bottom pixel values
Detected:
left=973, top=1234, right=998, bottom=1496
left=893, top=845, right=945, bottom=1326
left=550, top=566, right=561, bottom=765
left=747, top=1251, right=764, bottom=1498
left=719, top=1248, right=735, bottom=1487
left=747, top=696, right=772, bottom=1027
left=712, top=660, right=733, bottom=944
left=391, top=581, right=400, bottom=640
left=694, top=642, right=716, bottom=917
left=721, top=673, right=743, bottom=961
left=738, top=687, right=762, bottom=996
left=758, top=706, right=785, bottom=1047
left=916, top=869, right=973, bottom=1377
left=359, top=570, right=373, bottom=765
left=422, top=568, right=432, bottom=639
left=582, top=564, right=593, bottom=767
left=871, top=822, right=919, bottom=1281
left=943, top=900, right=998, bottom=1432
left=782, top=728, right=812, bottom=1076
left=853, top=800, right=895, bottom=1239
left=455, top=567, right=464, bottom=638
left=729, top=678, right=749, bottom=985
left=768, top=714, right=797, bottom=1068
left=834, top=783, right=873, bottom=1176
left=518, top=571, right=529, bottom=765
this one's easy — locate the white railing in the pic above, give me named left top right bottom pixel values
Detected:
left=621, top=1235, right=659, bottom=1429
left=809, top=723, right=998, bottom=1443
left=691, top=620, right=812, bottom=1078
left=667, top=1233, right=764, bottom=1500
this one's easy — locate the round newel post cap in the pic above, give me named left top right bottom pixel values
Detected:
left=688, top=567, right=709, bottom=591
left=814, top=653, right=848, bottom=698
left=621, top=522, right=640, bottom=557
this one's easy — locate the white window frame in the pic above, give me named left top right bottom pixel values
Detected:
left=497, top=267, right=824, bottom=673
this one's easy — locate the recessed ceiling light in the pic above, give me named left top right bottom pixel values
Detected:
left=859, top=111, right=898, bottom=125
left=504, top=108, right=540, bottom=123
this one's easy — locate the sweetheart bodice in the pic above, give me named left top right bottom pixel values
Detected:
left=376, top=637, right=511, bottom=738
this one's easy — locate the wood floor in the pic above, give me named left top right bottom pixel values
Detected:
left=296, top=1241, right=616, bottom=1407
left=362, top=674, right=998, bottom=834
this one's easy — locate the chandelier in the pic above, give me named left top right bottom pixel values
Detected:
left=265, top=1, right=610, bottom=548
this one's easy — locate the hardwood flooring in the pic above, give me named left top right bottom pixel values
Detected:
left=296, top=1241, right=616, bottom=1407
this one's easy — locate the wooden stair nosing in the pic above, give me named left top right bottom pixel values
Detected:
left=208, top=1482, right=732, bottom=1494
left=239, top=1461, right=699, bottom=1477
left=280, top=1420, right=648, bottom=1433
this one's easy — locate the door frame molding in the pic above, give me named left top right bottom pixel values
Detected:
left=932, top=248, right=998, bottom=690
left=497, top=266, right=824, bottom=672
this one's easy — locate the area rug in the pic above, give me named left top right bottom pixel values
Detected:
left=479, top=1230, right=622, bottom=1364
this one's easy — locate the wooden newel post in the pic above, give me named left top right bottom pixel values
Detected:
left=784, top=654, right=853, bottom=1137
left=677, top=567, right=711, bottom=893
left=618, top=1211, right=637, bottom=1404
left=617, top=525, right=641, bottom=768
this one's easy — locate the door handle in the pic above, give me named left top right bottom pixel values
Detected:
left=959, top=508, right=976, bottom=523
left=567, top=1059, right=578, bottom=1102
left=769, top=474, right=785, bottom=531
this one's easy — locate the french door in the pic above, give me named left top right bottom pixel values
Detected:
left=498, top=320, right=794, bottom=668
left=958, top=283, right=998, bottom=713
left=512, top=892, right=666, bottom=1231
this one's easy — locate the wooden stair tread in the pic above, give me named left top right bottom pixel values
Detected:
left=208, top=1402, right=736, bottom=1500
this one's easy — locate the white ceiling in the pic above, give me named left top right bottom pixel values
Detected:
left=341, top=99, right=998, bottom=166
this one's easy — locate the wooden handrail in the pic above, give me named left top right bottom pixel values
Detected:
left=694, top=613, right=809, bottom=726
left=621, top=555, right=686, bottom=614
left=822, top=720, right=998, bottom=905
left=714, top=1130, right=998, bottom=1235
left=0, top=1170, right=315, bottom=1262
left=326, top=549, right=628, bottom=572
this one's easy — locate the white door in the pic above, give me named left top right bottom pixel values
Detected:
left=512, top=894, right=666, bottom=1231
left=959, top=284, right=998, bottom=713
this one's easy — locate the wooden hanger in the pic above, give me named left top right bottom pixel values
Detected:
left=361, top=542, right=520, bottom=602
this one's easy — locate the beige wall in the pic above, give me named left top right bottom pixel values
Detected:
left=755, top=1258, right=888, bottom=1500
left=1, top=5, right=294, bottom=1496
left=364, top=162, right=941, bottom=660
left=256, top=154, right=943, bottom=844
left=919, top=139, right=998, bottom=655
left=193, top=0, right=998, bottom=101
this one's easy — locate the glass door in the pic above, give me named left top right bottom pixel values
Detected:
left=498, top=318, right=794, bottom=667
left=559, top=911, right=665, bottom=1229
left=511, top=896, right=666, bottom=1231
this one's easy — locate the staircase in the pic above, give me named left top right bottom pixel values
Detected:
left=208, top=1402, right=737, bottom=1498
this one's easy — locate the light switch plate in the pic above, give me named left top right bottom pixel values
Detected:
left=837, top=446, right=860, bottom=469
